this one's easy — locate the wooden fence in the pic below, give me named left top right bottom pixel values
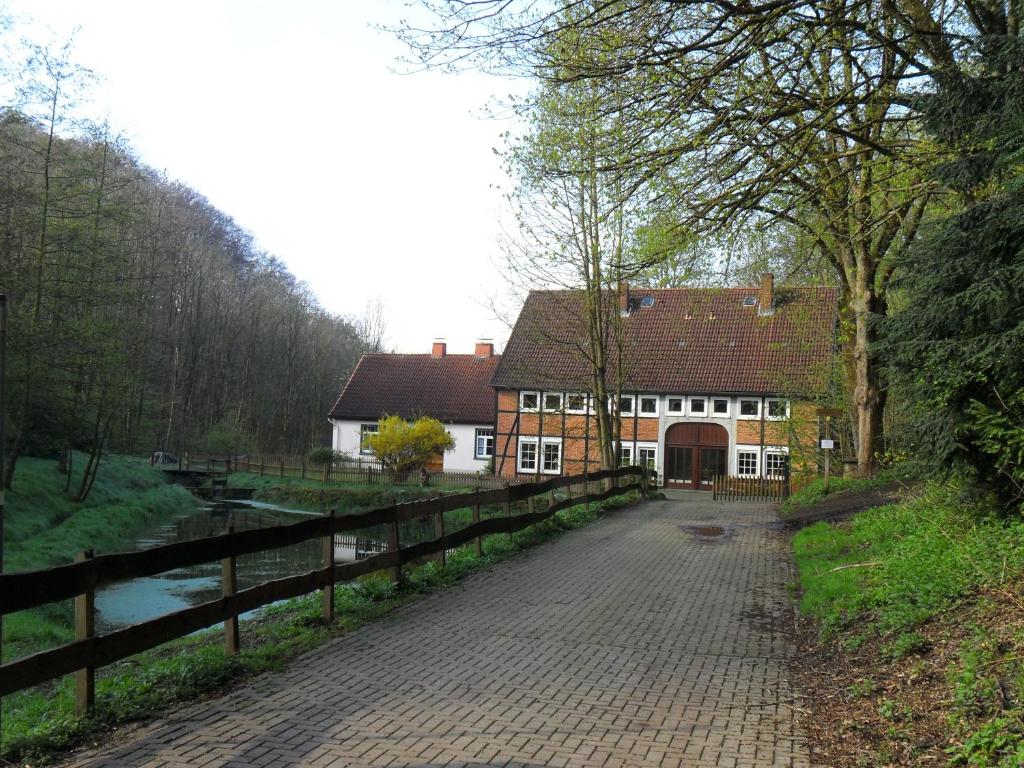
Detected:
left=184, top=454, right=506, bottom=490
left=0, top=466, right=647, bottom=713
left=711, top=473, right=815, bottom=502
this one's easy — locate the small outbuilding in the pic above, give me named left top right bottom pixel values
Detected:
left=328, top=341, right=500, bottom=473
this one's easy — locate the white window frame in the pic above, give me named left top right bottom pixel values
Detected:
left=711, top=397, right=731, bottom=418
left=763, top=447, right=790, bottom=479
left=765, top=398, right=790, bottom=421
left=736, top=445, right=760, bottom=476
left=666, top=396, right=685, bottom=415
left=542, top=392, right=564, bottom=413
left=617, top=443, right=633, bottom=467
left=636, top=443, right=658, bottom=471
left=518, top=439, right=538, bottom=472
left=359, top=423, right=379, bottom=455
left=688, top=396, right=708, bottom=417
left=565, top=392, right=588, bottom=414
left=617, top=395, right=635, bottom=416
left=737, top=398, right=761, bottom=420
left=638, top=395, right=659, bottom=417
left=519, top=391, right=539, bottom=412
left=474, top=428, right=494, bottom=459
left=519, top=437, right=562, bottom=474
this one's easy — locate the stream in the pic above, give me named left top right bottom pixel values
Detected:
left=94, top=499, right=326, bottom=633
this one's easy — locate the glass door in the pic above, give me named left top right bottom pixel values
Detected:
left=667, top=446, right=695, bottom=487
left=699, top=448, right=727, bottom=485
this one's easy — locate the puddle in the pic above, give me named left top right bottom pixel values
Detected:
left=680, top=524, right=730, bottom=541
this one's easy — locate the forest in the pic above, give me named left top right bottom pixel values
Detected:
left=0, top=44, right=378, bottom=497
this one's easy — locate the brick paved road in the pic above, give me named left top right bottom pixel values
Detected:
left=68, top=496, right=809, bottom=768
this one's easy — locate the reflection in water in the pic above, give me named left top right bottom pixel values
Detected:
left=95, top=501, right=322, bottom=632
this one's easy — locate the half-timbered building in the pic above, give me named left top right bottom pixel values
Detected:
left=490, top=276, right=839, bottom=489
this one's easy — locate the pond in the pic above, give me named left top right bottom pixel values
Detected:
left=94, top=499, right=328, bottom=633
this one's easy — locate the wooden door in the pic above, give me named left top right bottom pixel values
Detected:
left=665, top=422, right=729, bottom=490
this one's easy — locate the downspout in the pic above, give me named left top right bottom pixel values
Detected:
left=536, top=391, right=545, bottom=480
left=759, top=395, right=766, bottom=478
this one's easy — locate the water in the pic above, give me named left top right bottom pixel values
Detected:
left=94, top=499, right=325, bottom=632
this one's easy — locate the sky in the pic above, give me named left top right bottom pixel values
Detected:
left=3, top=0, right=524, bottom=353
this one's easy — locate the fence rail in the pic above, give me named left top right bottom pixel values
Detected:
left=711, top=473, right=815, bottom=502
left=0, top=466, right=647, bottom=710
left=180, top=454, right=506, bottom=489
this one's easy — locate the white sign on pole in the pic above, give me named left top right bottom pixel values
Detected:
left=820, top=439, right=834, bottom=450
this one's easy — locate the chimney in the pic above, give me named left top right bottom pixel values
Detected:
left=618, top=280, right=630, bottom=316
left=431, top=339, right=447, bottom=358
left=474, top=339, right=494, bottom=358
left=758, top=273, right=774, bottom=315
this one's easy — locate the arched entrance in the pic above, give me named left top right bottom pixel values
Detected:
left=664, top=423, right=729, bottom=490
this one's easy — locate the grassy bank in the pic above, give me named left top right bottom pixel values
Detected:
left=0, top=491, right=639, bottom=766
left=3, top=455, right=200, bottom=660
left=792, top=482, right=1024, bottom=765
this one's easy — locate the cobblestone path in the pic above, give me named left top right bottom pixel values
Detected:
left=68, top=496, right=809, bottom=768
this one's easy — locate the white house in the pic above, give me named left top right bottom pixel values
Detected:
left=328, top=340, right=499, bottom=473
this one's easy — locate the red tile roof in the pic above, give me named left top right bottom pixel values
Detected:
left=491, top=286, right=839, bottom=395
left=329, top=353, right=500, bottom=424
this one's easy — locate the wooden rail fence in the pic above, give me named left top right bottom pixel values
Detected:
left=182, top=454, right=506, bottom=489
left=711, top=472, right=815, bottom=502
left=0, top=466, right=647, bottom=712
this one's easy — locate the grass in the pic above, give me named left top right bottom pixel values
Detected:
left=0, top=489, right=640, bottom=765
left=793, top=483, right=1024, bottom=636
left=779, top=471, right=896, bottom=516
left=791, top=480, right=1024, bottom=764
left=3, top=454, right=200, bottom=661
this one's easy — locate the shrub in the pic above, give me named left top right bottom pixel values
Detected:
left=307, top=447, right=347, bottom=466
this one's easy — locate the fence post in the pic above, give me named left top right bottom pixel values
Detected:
left=504, top=484, right=513, bottom=542
left=279, top=458, right=284, bottom=478
left=302, top=459, right=307, bottom=480
left=584, top=471, right=591, bottom=516
left=473, top=500, right=482, bottom=557
left=323, top=461, right=329, bottom=484
left=74, top=549, right=96, bottom=715
left=387, top=508, right=402, bottom=584
left=434, top=508, right=445, bottom=566
left=260, top=456, right=264, bottom=476
left=222, top=527, right=240, bottom=655
left=322, top=509, right=335, bottom=622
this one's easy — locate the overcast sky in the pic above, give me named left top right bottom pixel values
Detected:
left=4, top=0, right=524, bottom=353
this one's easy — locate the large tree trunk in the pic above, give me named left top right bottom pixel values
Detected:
left=850, top=282, right=887, bottom=474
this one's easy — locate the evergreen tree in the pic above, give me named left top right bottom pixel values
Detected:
left=881, top=39, right=1024, bottom=510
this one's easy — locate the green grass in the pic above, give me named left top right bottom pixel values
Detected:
left=780, top=472, right=896, bottom=516
left=792, top=481, right=1024, bottom=764
left=793, top=483, right=1024, bottom=637
left=0, top=490, right=639, bottom=765
left=3, top=454, right=201, bottom=660
left=5, top=454, right=198, bottom=562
